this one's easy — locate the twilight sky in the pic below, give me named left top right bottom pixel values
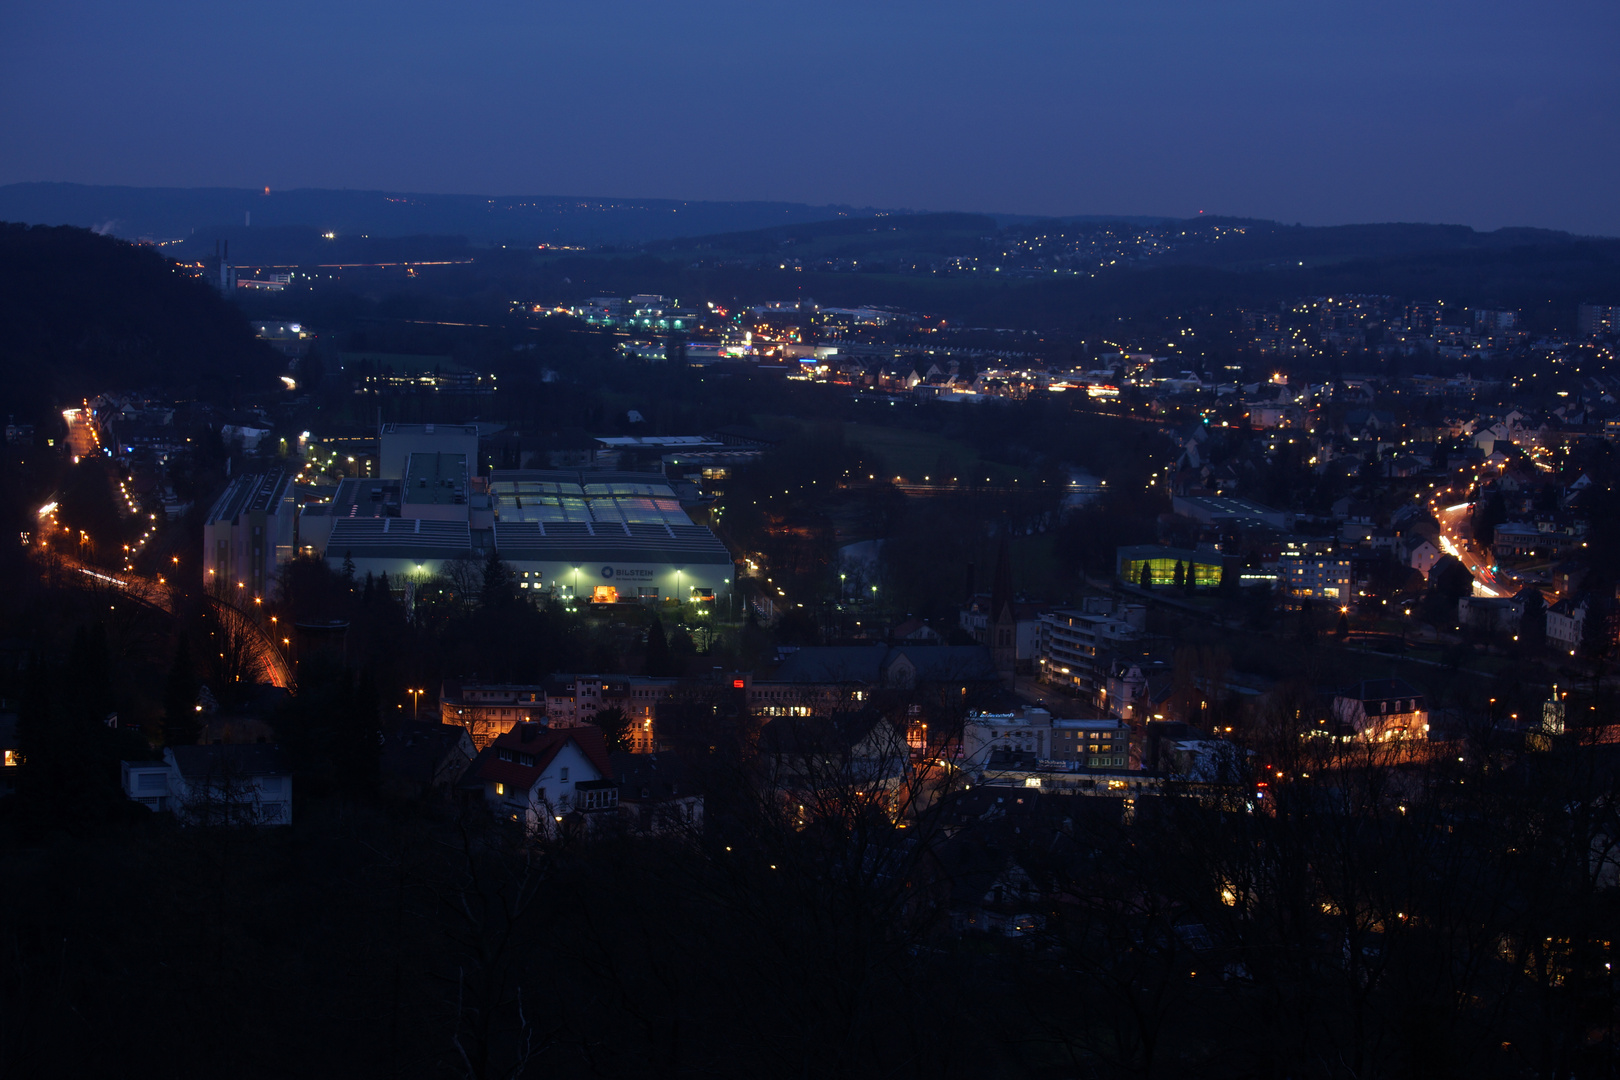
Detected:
left=2, top=0, right=1617, bottom=234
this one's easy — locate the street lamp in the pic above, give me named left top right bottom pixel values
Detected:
left=407, top=688, right=424, bottom=721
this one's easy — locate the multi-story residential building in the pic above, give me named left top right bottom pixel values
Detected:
left=1578, top=303, right=1620, bottom=339
left=439, top=682, right=549, bottom=748
left=443, top=676, right=679, bottom=754
left=1037, top=610, right=1148, bottom=707
left=203, top=470, right=297, bottom=602
left=1049, top=717, right=1129, bottom=770
left=544, top=674, right=677, bottom=753
left=1278, top=552, right=1353, bottom=603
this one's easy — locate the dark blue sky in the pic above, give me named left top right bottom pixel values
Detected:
left=4, top=0, right=1616, bottom=234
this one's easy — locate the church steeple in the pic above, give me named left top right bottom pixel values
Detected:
left=991, top=531, right=1014, bottom=625
left=990, top=531, right=1015, bottom=676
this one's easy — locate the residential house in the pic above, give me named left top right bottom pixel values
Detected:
left=466, top=723, right=616, bottom=837
left=758, top=710, right=913, bottom=819
left=890, top=617, right=944, bottom=644
left=1407, top=537, right=1442, bottom=578
left=1546, top=596, right=1589, bottom=655
left=380, top=722, right=476, bottom=800
left=1458, top=594, right=1525, bottom=634
left=1330, top=679, right=1428, bottom=740
left=0, top=712, right=18, bottom=796
left=121, top=744, right=293, bottom=825
left=611, top=751, right=704, bottom=836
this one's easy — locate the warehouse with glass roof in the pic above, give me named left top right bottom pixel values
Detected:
left=312, top=459, right=733, bottom=605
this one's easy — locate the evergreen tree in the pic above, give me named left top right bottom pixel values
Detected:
left=1139, top=563, right=1152, bottom=591
left=67, top=622, right=113, bottom=721
left=1173, top=561, right=1186, bottom=589
left=341, top=551, right=356, bottom=586
left=645, top=616, right=672, bottom=676
left=13, top=659, right=57, bottom=807
left=1581, top=597, right=1612, bottom=661
left=671, top=623, right=698, bottom=662
left=1298, top=597, right=1318, bottom=643
left=162, top=632, right=200, bottom=746
left=335, top=668, right=382, bottom=798
left=593, top=706, right=630, bottom=753
left=481, top=550, right=511, bottom=607
left=1473, top=491, right=1508, bottom=550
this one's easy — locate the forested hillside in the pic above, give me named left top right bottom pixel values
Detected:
left=0, top=223, right=282, bottom=422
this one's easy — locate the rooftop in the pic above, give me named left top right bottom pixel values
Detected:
left=404, top=452, right=469, bottom=506
left=490, top=469, right=693, bottom=528
left=205, top=470, right=294, bottom=524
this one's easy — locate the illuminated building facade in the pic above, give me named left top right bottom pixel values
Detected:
left=203, top=469, right=297, bottom=601
left=1115, top=545, right=1223, bottom=589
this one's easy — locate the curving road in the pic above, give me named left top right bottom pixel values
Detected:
left=1430, top=494, right=1504, bottom=598
left=54, top=555, right=294, bottom=689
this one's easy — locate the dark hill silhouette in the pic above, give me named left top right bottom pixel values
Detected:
left=0, top=223, right=281, bottom=421
left=0, top=183, right=895, bottom=248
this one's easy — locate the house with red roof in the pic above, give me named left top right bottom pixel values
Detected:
left=467, top=723, right=616, bottom=836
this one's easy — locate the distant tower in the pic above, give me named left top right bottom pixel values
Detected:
left=990, top=531, right=1016, bottom=677
left=209, top=239, right=236, bottom=295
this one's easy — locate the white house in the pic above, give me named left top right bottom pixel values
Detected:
left=467, top=723, right=616, bottom=836
left=1546, top=597, right=1589, bottom=655
left=1407, top=538, right=1442, bottom=578
left=121, top=745, right=292, bottom=826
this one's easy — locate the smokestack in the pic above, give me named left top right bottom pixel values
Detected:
left=245, top=211, right=251, bottom=227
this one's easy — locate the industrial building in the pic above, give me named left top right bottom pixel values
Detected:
left=306, top=424, right=734, bottom=605
left=379, top=422, right=479, bottom=481
left=203, top=469, right=297, bottom=601
left=1116, top=544, right=1224, bottom=588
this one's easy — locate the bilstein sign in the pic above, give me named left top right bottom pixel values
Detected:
left=600, top=566, right=653, bottom=580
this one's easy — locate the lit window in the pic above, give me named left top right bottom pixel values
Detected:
left=495, top=782, right=505, bottom=796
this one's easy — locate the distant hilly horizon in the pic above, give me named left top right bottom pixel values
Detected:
left=0, top=182, right=933, bottom=248
left=5, top=181, right=1604, bottom=253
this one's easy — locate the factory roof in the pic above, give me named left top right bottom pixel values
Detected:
left=490, top=469, right=692, bottom=528
left=491, top=520, right=732, bottom=565
left=404, top=452, right=469, bottom=506
left=205, top=470, right=293, bottom=524
left=326, top=518, right=473, bottom=559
